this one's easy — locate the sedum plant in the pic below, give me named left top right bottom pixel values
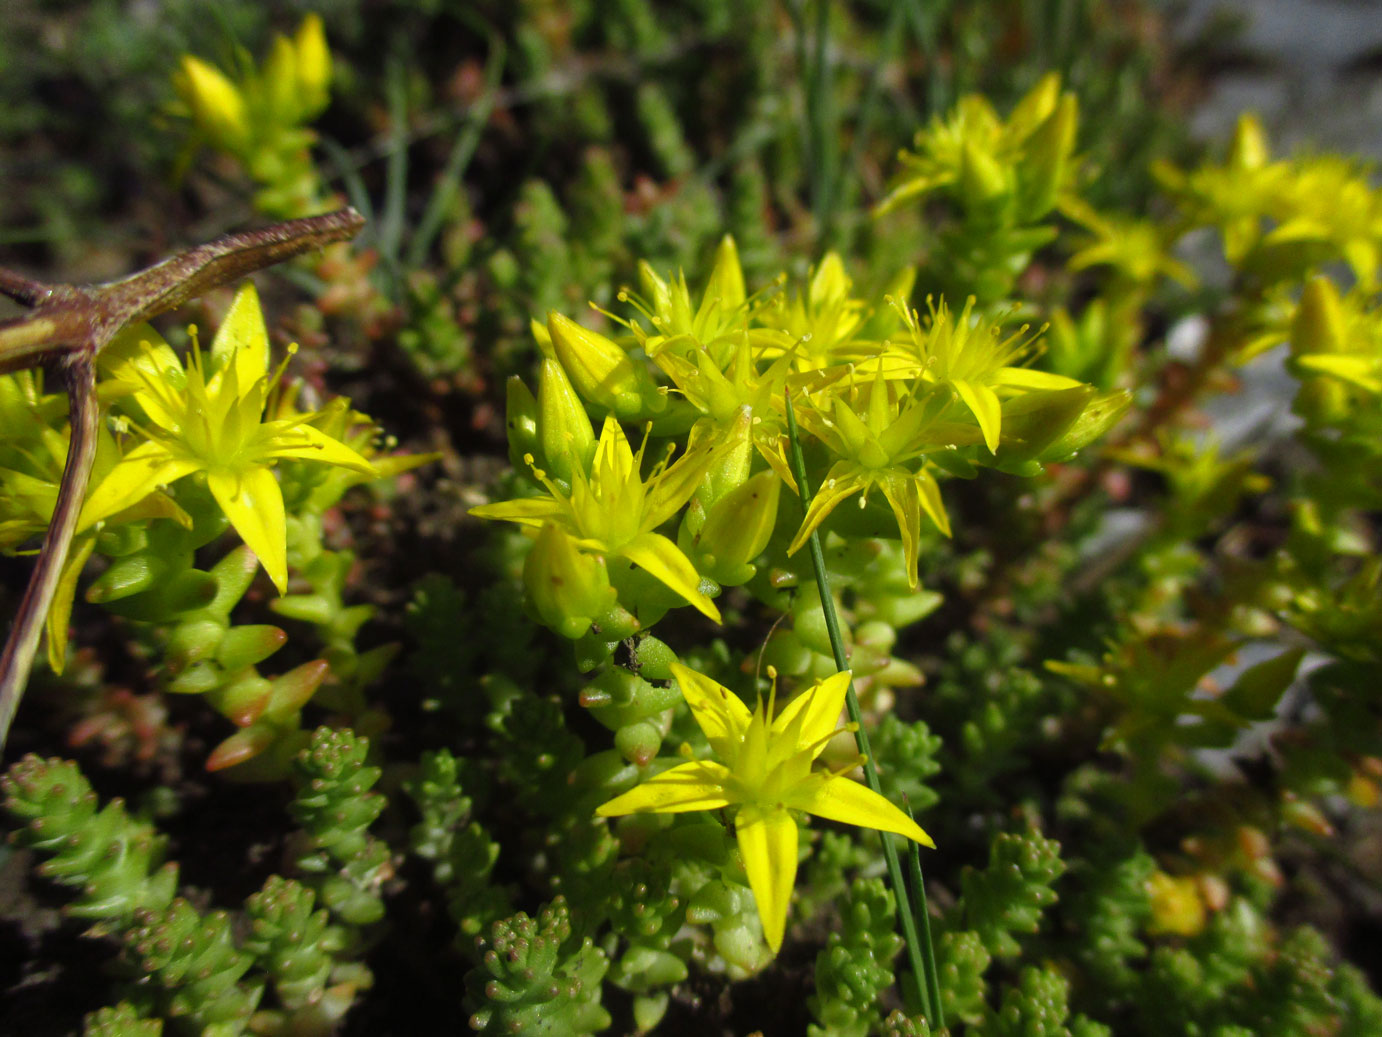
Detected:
left=3, top=5, right=1381, bottom=1036
left=0, top=232, right=427, bottom=771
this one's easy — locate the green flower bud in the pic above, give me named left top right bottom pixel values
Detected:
left=959, top=139, right=1011, bottom=215
left=1034, top=388, right=1133, bottom=462
left=174, top=56, right=250, bottom=153
left=1229, top=112, right=1270, bottom=171
left=692, top=470, right=780, bottom=586
left=547, top=312, right=664, bottom=418
left=547, top=312, right=660, bottom=417
left=538, top=358, right=596, bottom=484
left=524, top=523, right=617, bottom=639
left=1019, top=93, right=1077, bottom=221
left=700, top=417, right=754, bottom=506
left=993, top=386, right=1096, bottom=464
left=505, top=375, right=541, bottom=474
left=294, top=14, right=332, bottom=119
left=1008, top=72, right=1062, bottom=136
left=1290, top=277, right=1345, bottom=358
left=263, top=35, right=302, bottom=126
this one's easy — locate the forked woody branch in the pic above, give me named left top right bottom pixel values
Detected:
left=0, top=208, right=366, bottom=750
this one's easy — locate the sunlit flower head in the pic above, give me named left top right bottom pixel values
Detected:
left=888, top=295, right=1079, bottom=453
left=617, top=236, right=752, bottom=364
left=470, top=411, right=749, bottom=622
left=598, top=662, right=933, bottom=952
left=787, top=368, right=973, bottom=586
left=82, top=283, right=377, bottom=594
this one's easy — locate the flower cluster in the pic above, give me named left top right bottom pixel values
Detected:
left=874, top=72, right=1079, bottom=224
left=473, top=233, right=1124, bottom=625
left=1156, top=113, right=1382, bottom=289
left=172, top=15, right=333, bottom=218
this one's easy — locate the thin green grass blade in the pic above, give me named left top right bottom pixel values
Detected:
left=377, top=55, right=411, bottom=296
left=406, top=36, right=505, bottom=271
left=318, top=136, right=376, bottom=225
left=905, top=796, right=945, bottom=1030
left=783, top=391, right=937, bottom=1023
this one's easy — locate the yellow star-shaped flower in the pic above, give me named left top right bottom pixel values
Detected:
left=597, top=662, right=934, bottom=953
left=786, top=367, right=978, bottom=587
left=470, top=411, right=747, bottom=622
left=81, top=282, right=376, bottom=594
left=888, top=295, right=1081, bottom=454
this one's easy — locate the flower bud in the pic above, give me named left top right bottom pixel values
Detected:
left=263, top=35, right=302, bottom=125
left=994, top=386, right=1096, bottom=463
left=538, top=358, right=596, bottom=483
left=959, top=139, right=1011, bottom=215
left=294, top=14, right=332, bottom=118
left=1035, top=388, right=1133, bottom=463
left=175, top=56, right=250, bottom=152
left=504, top=376, right=541, bottom=473
left=1008, top=72, right=1061, bottom=136
left=547, top=312, right=664, bottom=418
left=524, top=523, right=617, bottom=640
left=693, top=470, right=780, bottom=585
left=698, top=412, right=754, bottom=507
left=1147, top=872, right=1206, bottom=937
left=1229, top=113, right=1270, bottom=171
left=1290, top=277, right=1345, bottom=358
left=701, top=235, right=746, bottom=317
left=1019, top=93, right=1077, bottom=220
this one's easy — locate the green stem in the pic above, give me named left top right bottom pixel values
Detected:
left=906, top=797, right=945, bottom=1030
left=783, top=391, right=937, bottom=1023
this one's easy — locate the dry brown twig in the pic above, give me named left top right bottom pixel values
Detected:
left=0, top=208, right=366, bottom=752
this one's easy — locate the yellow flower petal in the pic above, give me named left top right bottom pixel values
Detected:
left=592, top=415, right=636, bottom=484
left=642, top=433, right=722, bottom=530
left=786, top=772, right=935, bottom=847
left=735, top=803, right=799, bottom=953
left=46, top=536, right=96, bottom=675
left=992, top=366, right=1083, bottom=391
left=596, top=759, right=737, bottom=816
left=620, top=531, right=721, bottom=622
left=699, top=235, right=746, bottom=322
left=878, top=470, right=924, bottom=588
left=1296, top=354, right=1382, bottom=393
left=255, top=421, right=378, bottom=474
left=953, top=378, right=1002, bottom=453
left=99, top=323, right=182, bottom=392
left=208, top=466, right=288, bottom=594
left=770, top=671, right=852, bottom=755
left=914, top=466, right=952, bottom=538
left=79, top=443, right=200, bottom=531
left=786, top=462, right=868, bottom=556
left=671, top=661, right=751, bottom=759
left=210, top=282, right=269, bottom=387
left=467, top=496, right=569, bottom=527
